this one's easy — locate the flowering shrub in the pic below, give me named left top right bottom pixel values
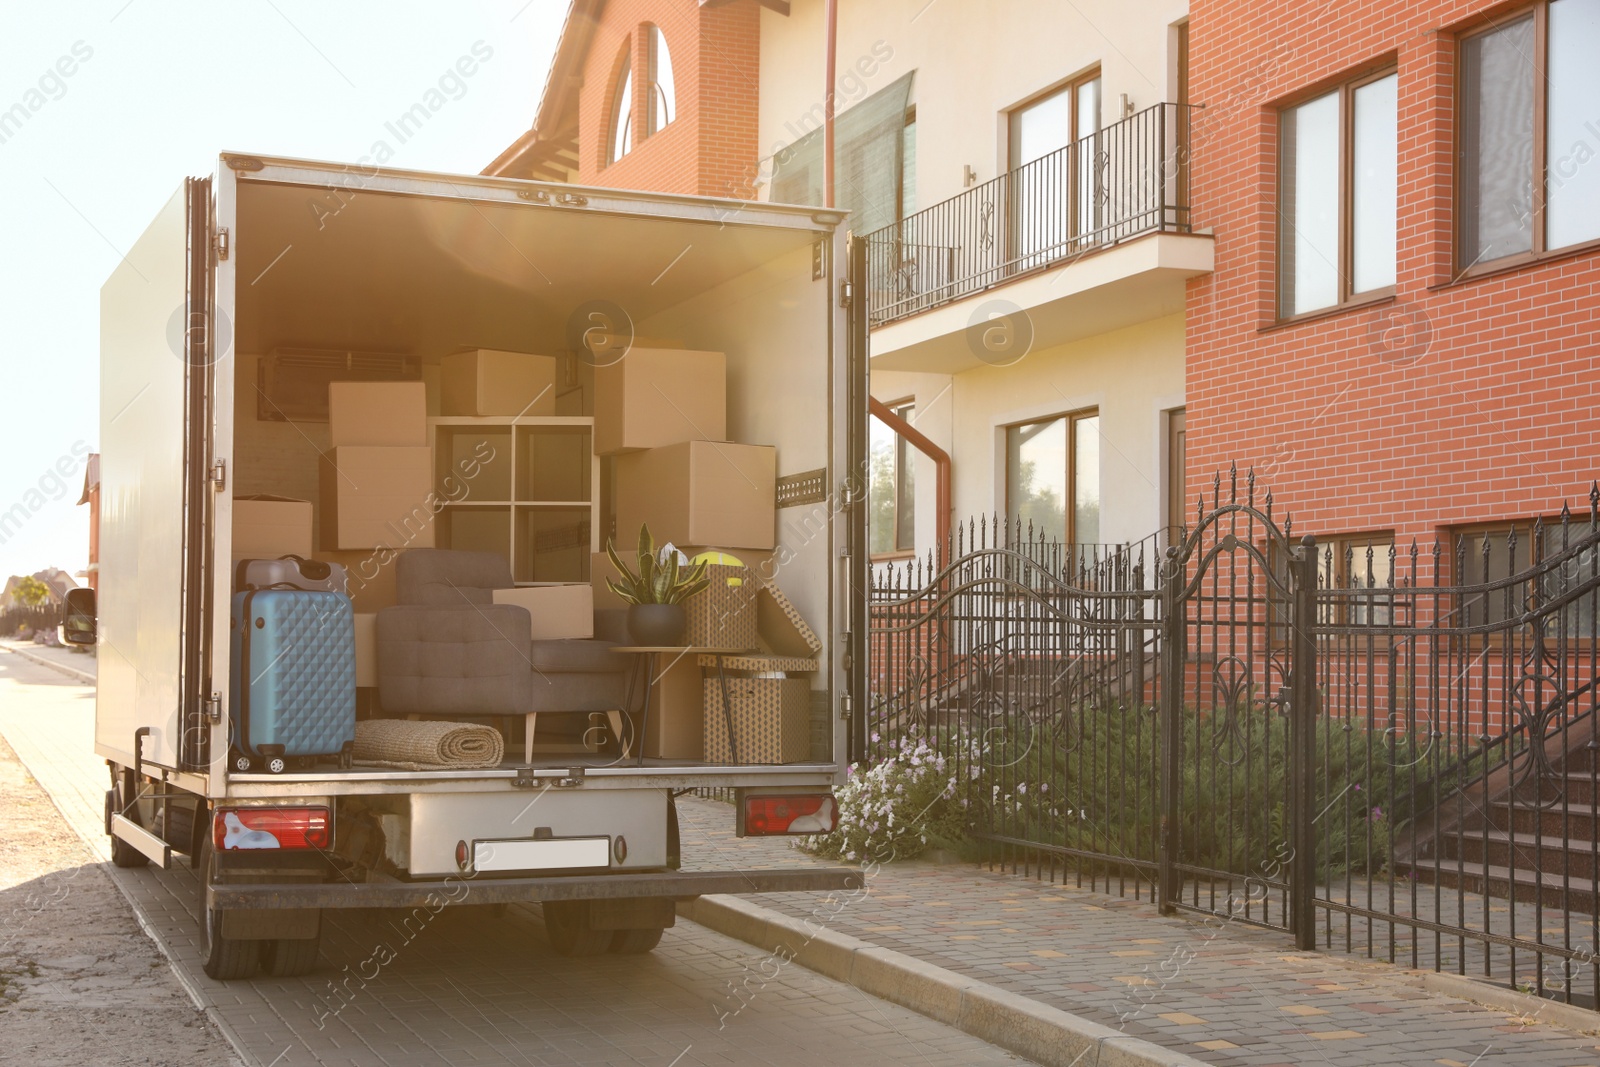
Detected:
left=797, top=733, right=964, bottom=863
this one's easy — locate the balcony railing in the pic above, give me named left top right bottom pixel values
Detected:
left=864, top=102, right=1196, bottom=328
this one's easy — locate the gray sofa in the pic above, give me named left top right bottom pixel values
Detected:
left=376, top=549, right=635, bottom=756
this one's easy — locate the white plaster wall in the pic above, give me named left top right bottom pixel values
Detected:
left=758, top=0, right=1190, bottom=210
left=871, top=314, right=1185, bottom=556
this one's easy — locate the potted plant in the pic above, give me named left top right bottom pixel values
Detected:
left=606, top=524, right=712, bottom=646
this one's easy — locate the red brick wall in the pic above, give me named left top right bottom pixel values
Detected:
left=573, top=0, right=759, bottom=197
left=1186, top=0, right=1600, bottom=565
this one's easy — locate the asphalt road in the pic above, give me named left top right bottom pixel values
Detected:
left=0, top=651, right=1030, bottom=1067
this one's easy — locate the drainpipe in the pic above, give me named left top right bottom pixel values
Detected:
left=869, top=396, right=952, bottom=564
left=823, top=0, right=837, bottom=208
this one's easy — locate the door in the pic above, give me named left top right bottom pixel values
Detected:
left=95, top=176, right=221, bottom=773
left=1009, top=73, right=1101, bottom=271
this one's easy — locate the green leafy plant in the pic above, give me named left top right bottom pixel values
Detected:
left=12, top=575, right=51, bottom=609
left=605, top=524, right=712, bottom=606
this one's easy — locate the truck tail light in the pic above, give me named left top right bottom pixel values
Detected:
left=743, top=794, right=838, bottom=836
left=214, top=807, right=330, bottom=851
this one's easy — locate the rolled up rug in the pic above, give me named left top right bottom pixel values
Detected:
left=352, top=718, right=505, bottom=770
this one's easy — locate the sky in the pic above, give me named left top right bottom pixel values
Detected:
left=0, top=0, right=567, bottom=583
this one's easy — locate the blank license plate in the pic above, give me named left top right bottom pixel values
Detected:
left=473, top=837, right=610, bottom=872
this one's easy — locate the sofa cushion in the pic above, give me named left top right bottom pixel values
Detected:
left=396, top=549, right=514, bottom=607
left=377, top=604, right=532, bottom=715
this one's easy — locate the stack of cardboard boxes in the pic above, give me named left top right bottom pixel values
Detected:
left=591, top=348, right=815, bottom=764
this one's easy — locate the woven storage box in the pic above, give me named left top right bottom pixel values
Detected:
left=703, top=674, right=811, bottom=764
left=683, top=563, right=759, bottom=649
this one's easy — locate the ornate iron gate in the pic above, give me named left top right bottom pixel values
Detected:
left=1156, top=471, right=1317, bottom=947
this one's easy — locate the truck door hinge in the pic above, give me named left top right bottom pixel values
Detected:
left=839, top=281, right=853, bottom=308
left=204, top=693, right=222, bottom=724
left=840, top=693, right=853, bottom=720
left=210, top=459, right=226, bottom=492
left=214, top=228, right=230, bottom=261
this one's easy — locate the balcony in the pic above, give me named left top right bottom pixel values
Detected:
left=864, top=103, right=1212, bottom=371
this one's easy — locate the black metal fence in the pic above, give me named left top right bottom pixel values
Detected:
left=0, top=604, right=64, bottom=639
left=868, top=470, right=1600, bottom=1004
left=863, top=102, right=1194, bottom=327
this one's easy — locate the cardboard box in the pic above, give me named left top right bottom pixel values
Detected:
left=703, top=673, right=811, bottom=764
left=756, top=578, right=823, bottom=656
left=319, top=446, right=436, bottom=550
left=312, top=549, right=403, bottom=613
left=441, top=349, right=558, bottom=417
left=328, top=382, right=427, bottom=447
left=682, top=563, right=759, bottom=649
left=492, top=584, right=594, bottom=641
left=644, top=655, right=703, bottom=760
left=614, top=442, right=776, bottom=550
left=594, top=348, right=726, bottom=456
left=354, top=613, right=377, bottom=687
left=232, top=495, right=313, bottom=560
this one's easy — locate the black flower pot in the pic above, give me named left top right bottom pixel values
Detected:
left=628, top=603, right=686, bottom=646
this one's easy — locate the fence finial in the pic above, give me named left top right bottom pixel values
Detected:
left=1285, top=512, right=1293, bottom=539
left=1591, top=481, right=1599, bottom=527
left=1264, top=488, right=1273, bottom=522
left=1229, top=462, right=1238, bottom=504
left=1247, top=466, right=1256, bottom=507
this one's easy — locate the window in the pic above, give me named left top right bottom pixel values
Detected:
left=607, top=45, right=633, bottom=165
left=1009, top=71, right=1102, bottom=261
left=1316, top=534, right=1396, bottom=626
left=1005, top=410, right=1099, bottom=543
left=1459, top=1, right=1600, bottom=271
left=1453, top=520, right=1600, bottom=636
left=869, top=400, right=916, bottom=556
left=1279, top=68, right=1398, bottom=316
left=900, top=106, right=917, bottom=219
left=646, top=24, right=675, bottom=136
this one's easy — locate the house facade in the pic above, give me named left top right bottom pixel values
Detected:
left=489, top=0, right=1205, bottom=564
left=1184, top=0, right=1600, bottom=577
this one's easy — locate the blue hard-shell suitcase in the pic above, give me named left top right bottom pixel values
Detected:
left=229, top=589, right=357, bottom=774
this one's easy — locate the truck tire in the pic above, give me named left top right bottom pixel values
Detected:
left=541, top=901, right=611, bottom=957
left=197, top=838, right=260, bottom=980
left=261, top=935, right=321, bottom=977
left=609, top=927, right=665, bottom=954
left=105, top=782, right=149, bottom=869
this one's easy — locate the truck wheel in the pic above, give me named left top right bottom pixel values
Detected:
left=198, top=838, right=260, bottom=980
left=542, top=901, right=610, bottom=957
left=261, top=934, right=321, bottom=977
left=105, top=784, right=149, bottom=869
left=609, top=927, right=664, bottom=954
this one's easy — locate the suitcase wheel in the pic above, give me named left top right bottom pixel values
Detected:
left=232, top=752, right=253, bottom=773
left=266, top=756, right=288, bottom=775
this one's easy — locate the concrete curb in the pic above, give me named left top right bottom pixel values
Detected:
left=1402, top=968, right=1600, bottom=1035
left=680, top=894, right=1212, bottom=1067
left=2, top=643, right=96, bottom=685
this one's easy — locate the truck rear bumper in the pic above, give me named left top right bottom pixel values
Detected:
left=207, top=867, right=862, bottom=910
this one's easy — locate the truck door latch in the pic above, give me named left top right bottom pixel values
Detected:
left=556, top=767, right=586, bottom=788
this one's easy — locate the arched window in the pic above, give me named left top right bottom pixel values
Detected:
left=607, top=44, right=633, bottom=164
left=646, top=24, right=676, bottom=135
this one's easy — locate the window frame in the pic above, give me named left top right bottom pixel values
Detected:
left=644, top=23, right=675, bottom=137
left=869, top=398, right=917, bottom=560
left=1004, top=406, right=1100, bottom=545
left=1453, top=2, right=1600, bottom=279
left=605, top=42, right=634, bottom=167
left=1275, top=63, right=1399, bottom=322
left=1448, top=517, right=1600, bottom=641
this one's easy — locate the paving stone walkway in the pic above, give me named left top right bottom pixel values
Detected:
left=674, top=797, right=1600, bottom=1067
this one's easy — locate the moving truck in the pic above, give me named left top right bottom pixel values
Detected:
left=68, top=154, right=869, bottom=979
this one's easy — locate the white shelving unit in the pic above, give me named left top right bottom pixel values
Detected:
left=427, top=415, right=598, bottom=586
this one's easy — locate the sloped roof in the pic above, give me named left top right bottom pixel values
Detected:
left=78, top=453, right=99, bottom=506
left=482, top=0, right=599, bottom=180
